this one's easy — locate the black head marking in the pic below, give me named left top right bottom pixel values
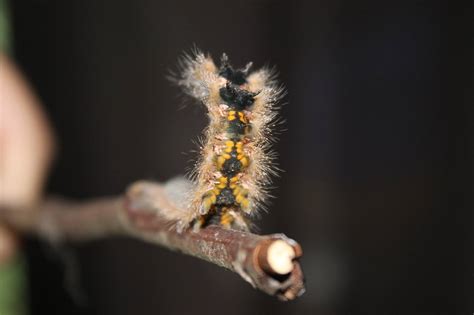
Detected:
left=219, top=83, right=257, bottom=110
left=218, top=53, right=253, bottom=85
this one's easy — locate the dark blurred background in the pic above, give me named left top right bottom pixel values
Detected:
left=9, top=0, right=473, bottom=314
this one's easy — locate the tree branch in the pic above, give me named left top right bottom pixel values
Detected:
left=0, top=180, right=305, bottom=301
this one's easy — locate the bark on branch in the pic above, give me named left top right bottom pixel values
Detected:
left=0, top=180, right=305, bottom=300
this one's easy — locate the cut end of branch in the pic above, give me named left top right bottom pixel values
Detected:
left=265, top=240, right=296, bottom=275
left=253, top=236, right=305, bottom=300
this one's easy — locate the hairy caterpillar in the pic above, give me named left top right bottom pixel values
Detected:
left=164, top=49, right=284, bottom=232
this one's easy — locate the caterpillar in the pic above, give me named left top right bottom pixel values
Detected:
left=165, top=49, right=284, bottom=232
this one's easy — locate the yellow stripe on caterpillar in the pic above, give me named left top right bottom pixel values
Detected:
left=240, top=198, right=250, bottom=210
left=238, top=112, right=247, bottom=123
left=217, top=156, right=226, bottom=168
left=220, top=210, right=234, bottom=228
left=239, top=156, right=249, bottom=168
left=210, top=194, right=217, bottom=204
left=201, top=194, right=216, bottom=213
left=233, top=186, right=241, bottom=196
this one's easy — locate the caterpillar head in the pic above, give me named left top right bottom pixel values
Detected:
left=218, top=53, right=253, bottom=86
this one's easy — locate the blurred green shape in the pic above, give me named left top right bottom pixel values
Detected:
left=0, top=255, right=28, bottom=315
left=0, top=0, right=11, bottom=53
